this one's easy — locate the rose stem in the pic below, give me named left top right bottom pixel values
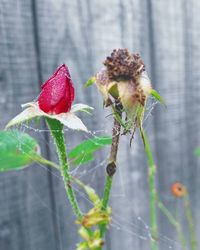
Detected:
left=33, top=155, right=60, bottom=170
left=184, top=191, right=197, bottom=250
left=157, top=199, right=187, bottom=249
left=140, top=126, right=158, bottom=250
left=99, top=101, right=122, bottom=239
left=46, top=117, right=82, bottom=219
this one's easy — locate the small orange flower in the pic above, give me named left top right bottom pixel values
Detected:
left=171, top=182, right=187, bottom=197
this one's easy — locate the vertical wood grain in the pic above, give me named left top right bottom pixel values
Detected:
left=0, top=0, right=200, bottom=249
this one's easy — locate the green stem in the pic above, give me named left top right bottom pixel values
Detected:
left=101, top=177, right=113, bottom=212
left=46, top=118, right=82, bottom=219
left=100, top=102, right=122, bottom=239
left=157, top=200, right=187, bottom=249
left=140, top=126, right=158, bottom=250
left=35, top=156, right=60, bottom=170
left=184, top=192, right=197, bottom=250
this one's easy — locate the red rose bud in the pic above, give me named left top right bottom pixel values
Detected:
left=38, top=64, right=75, bottom=114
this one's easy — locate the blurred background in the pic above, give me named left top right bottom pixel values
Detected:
left=0, top=0, right=200, bottom=249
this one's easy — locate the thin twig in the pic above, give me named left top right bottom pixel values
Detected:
left=157, top=200, right=187, bottom=249
left=99, top=101, right=122, bottom=239
left=184, top=192, right=197, bottom=250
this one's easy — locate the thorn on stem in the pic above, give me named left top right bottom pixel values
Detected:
left=67, top=181, right=72, bottom=188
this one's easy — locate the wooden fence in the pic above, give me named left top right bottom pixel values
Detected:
left=0, top=0, right=200, bottom=249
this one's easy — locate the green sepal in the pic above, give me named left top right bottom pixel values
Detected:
left=84, top=77, right=96, bottom=88
left=108, top=83, right=119, bottom=99
left=150, top=89, right=166, bottom=106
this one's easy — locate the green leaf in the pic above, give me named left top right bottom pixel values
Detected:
left=71, top=153, right=94, bottom=165
left=73, top=178, right=100, bottom=206
left=68, top=136, right=112, bottom=166
left=0, top=130, right=40, bottom=172
left=150, top=89, right=166, bottom=106
left=84, top=77, right=96, bottom=88
left=194, top=147, right=200, bottom=156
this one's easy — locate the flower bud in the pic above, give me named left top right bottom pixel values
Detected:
left=6, top=64, right=93, bottom=132
left=38, top=64, right=74, bottom=114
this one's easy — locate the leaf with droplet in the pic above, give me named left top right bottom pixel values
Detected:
left=0, top=130, right=40, bottom=172
left=68, top=136, right=112, bottom=166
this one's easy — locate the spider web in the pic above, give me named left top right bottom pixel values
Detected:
left=5, top=99, right=188, bottom=250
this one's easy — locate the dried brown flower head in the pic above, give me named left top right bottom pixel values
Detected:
left=104, top=48, right=145, bottom=81
left=95, top=48, right=151, bottom=119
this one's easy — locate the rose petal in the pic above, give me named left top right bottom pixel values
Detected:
left=6, top=103, right=43, bottom=129
left=38, top=64, right=75, bottom=114
left=6, top=102, right=89, bottom=132
left=71, top=104, right=94, bottom=114
left=53, top=113, right=88, bottom=132
left=41, top=64, right=71, bottom=89
left=139, top=72, right=152, bottom=96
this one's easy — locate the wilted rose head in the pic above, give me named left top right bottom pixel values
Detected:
left=104, top=48, right=145, bottom=81
left=171, top=182, right=187, bottom=198
left=96, top=48, right=151, bottom=106
left=95, top=48, right=152, bottom=131
left=38, top=64, right=75, bottom=114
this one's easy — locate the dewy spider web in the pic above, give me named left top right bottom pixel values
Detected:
left=8, top=103, right=184, bottom=250
left=4, top=100, right=188, bottom=250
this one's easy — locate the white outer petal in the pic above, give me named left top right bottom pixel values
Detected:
left=53, top=113, right=88, bottom=132
left=6, top=102, right=89, bottom=132
left=71, top=104, right=94, bottom=113
left=6, top=103, right=43, bottom=128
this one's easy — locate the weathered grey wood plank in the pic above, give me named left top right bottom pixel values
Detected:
left=0, top=1, right=58, bottom=250
left=1, top=0, right=200, bottom=249
left=33, top=0, right=157, bottom=249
